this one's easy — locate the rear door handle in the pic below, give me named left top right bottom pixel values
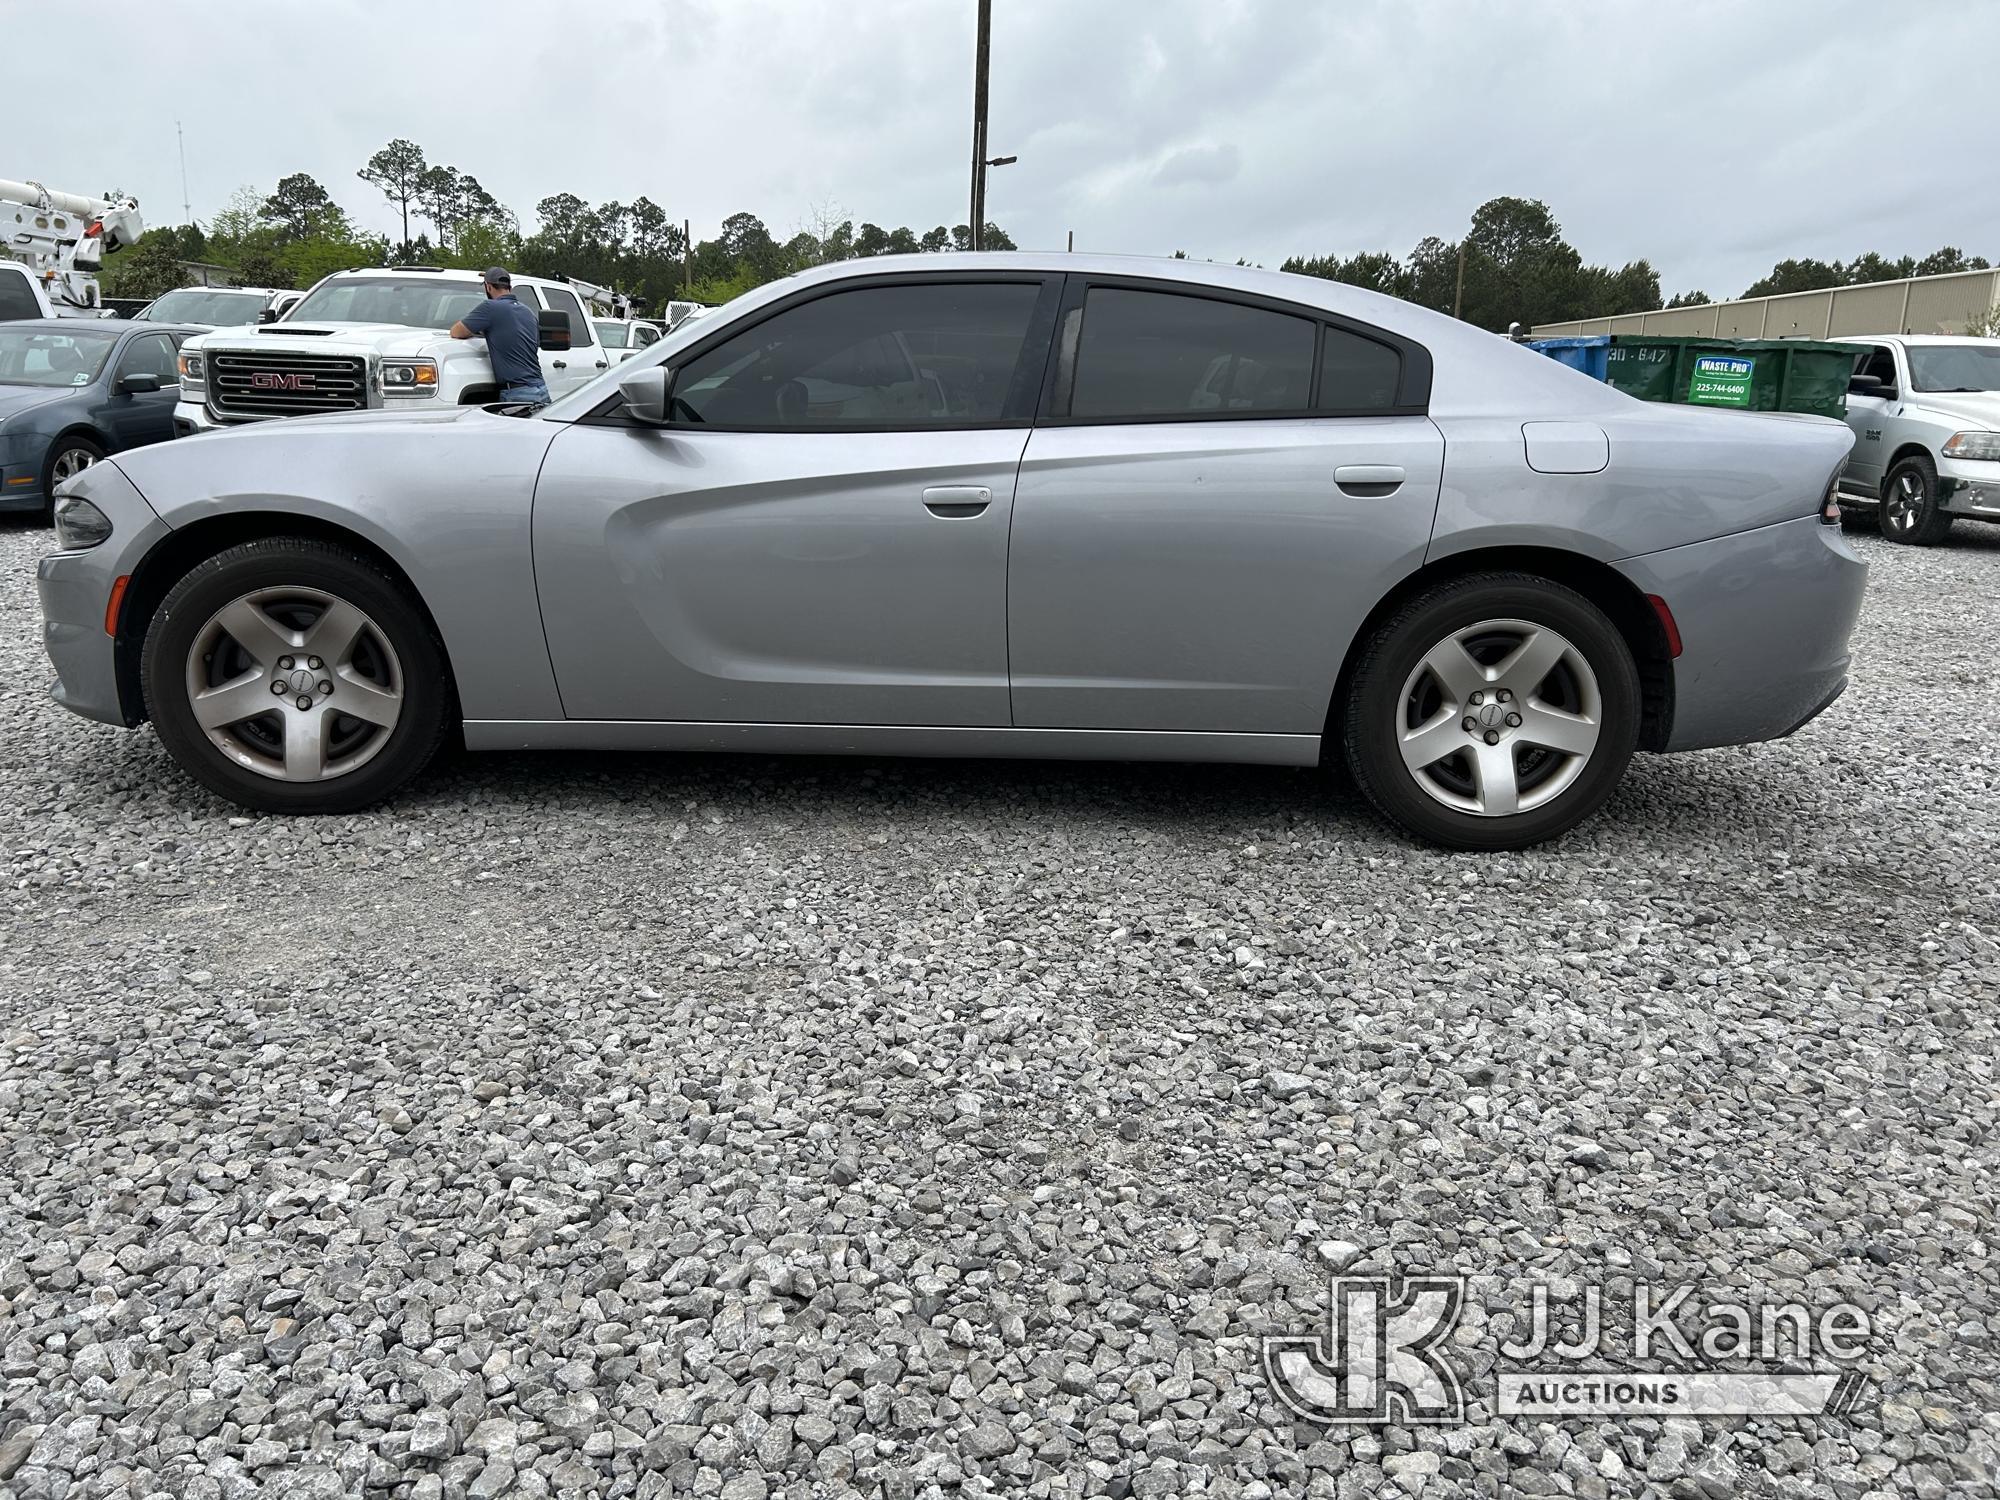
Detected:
left=922, top=485, right=992, bottom=518
left=1335, top=464, right=1405, bottom=497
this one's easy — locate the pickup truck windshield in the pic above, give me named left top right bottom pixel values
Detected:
left=0, top=328, right=118, bottom=387
left=140, top=289, right=266, bottom=326
left=287, top=278, right=486, bottom=330
left=1908, top=343, right=2000, bottom=393
left=595, top=320, right=629, bottom=349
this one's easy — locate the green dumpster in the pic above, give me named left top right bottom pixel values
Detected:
left=1603, top=335, right=1854, bottom=418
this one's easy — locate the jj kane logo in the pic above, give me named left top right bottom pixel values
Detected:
left=1264, top=1270, right=1872, bottom=1425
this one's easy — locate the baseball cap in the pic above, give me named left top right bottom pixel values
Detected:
left=483, top=266, right=512, bottom=288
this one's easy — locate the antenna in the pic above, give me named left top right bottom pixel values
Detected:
left=176, top=120, right=192, bottom=223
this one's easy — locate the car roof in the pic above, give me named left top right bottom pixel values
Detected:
left=3, top=318, right=137, bottom=334
left=327, top=266, right=564, bottom=288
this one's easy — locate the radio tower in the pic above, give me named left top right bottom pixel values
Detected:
left=177, top=121, right=192, bottom=224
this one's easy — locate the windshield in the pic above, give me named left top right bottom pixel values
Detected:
left=1907, top=342, right=2000, bottom=394
left=141, top=288, right=268, bottom=326
left=595, top=320, right=629, bottom=348
left=0, top=328, right=119, bottom=387
left=287, top=276, right=486, bottom=330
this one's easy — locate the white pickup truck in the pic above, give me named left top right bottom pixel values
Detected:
left=172, top=266, right=612, bottom=434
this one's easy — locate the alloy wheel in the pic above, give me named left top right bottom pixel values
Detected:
left=1885, top=471, right=1924, bottom=534
left=182, top=586, right=404, bottom=782
left=1394, top=618, right=1603, bottom=816
left=51, top=447, right=96, bottom=484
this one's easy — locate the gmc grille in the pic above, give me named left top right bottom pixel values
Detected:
left=209, top=350, right=368, bottom=420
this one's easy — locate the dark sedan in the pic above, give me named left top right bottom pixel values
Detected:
left=0, top=319, right=193, bottom=521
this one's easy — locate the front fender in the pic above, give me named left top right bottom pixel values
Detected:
left=110, top=409, right=568, bottom=721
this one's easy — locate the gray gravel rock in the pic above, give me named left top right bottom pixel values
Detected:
left=2, top=518, right=1998, bottom=1499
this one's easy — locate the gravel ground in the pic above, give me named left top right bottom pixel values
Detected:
left=1, top=514, right=1996, bottom=1500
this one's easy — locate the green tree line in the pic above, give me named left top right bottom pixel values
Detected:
left=100, top=137, right=1013, bottom=308
left=1282, top=196, right=1990, bottom=332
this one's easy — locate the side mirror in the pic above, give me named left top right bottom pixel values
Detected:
left=257, top=307, right=280, bottom=324
left=618, top=366, right=674, bottom=425
left=1848, top=374, right=1890, bottom=398
left=537, top=309, right=572, bottom=352
left=118, top=372, right=162, bottom=395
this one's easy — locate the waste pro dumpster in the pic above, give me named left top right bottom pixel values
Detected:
left=1602, top=336, right=1853, bottom=418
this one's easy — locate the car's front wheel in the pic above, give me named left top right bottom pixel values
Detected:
left=42, top=436, right=104, bottom=524
left=141, top=539, right=450, bottom=813
left=1880, top=454, right=1952, bottom=545
left=1340, top=573, right=1640, bottom=850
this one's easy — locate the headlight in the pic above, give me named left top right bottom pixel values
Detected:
left=53, top=495, right=113, bottom=550
left=1942, top=431, right=2000, bottom=462
left=382, top=358, right=439, bottom=396
left=177, top=351, right=205, bottom=389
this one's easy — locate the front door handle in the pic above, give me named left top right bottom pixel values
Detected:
left=1335, top=464, right=1405, bottom=497
left=552, top=360, right=567, bottom=370
left=922, top=485, right=992, bottom=518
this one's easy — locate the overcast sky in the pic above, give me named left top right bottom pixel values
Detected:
left=11, top=0, right=1997, bottom=300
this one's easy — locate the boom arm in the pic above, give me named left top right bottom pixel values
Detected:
left=1, top=178, right=143, bottom=314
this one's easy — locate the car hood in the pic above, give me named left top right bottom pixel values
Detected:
left=1901, top=391, right=2000, bottom=429
left=185, top=322, right=459, bottom=357
left=0, top=385, right=76, bottom=424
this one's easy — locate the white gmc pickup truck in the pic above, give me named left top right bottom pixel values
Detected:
left=172, top=266, right=612, bottom=434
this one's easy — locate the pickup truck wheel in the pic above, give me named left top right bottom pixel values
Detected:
left=1340, top=573, right=1640, bottom=851
left=141, top=539, right=449, bottom=814
left=1880, top=455, right=1952, bottom=545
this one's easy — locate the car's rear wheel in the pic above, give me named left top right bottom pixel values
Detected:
left=141, top=539, right=449, bottom=813
left=1880, top=454, right=1952, bottom=545
left=41, top=436, right=104, bottom=524
left=1340, top=573, right=1640, bottom=850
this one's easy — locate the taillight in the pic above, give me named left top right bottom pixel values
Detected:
left=1820, top=477, right=1841, bottom=525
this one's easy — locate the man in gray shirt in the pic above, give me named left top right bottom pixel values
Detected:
left=450, top=267, right=550, bottom=407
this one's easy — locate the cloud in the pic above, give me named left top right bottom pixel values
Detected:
left=5, top=0, right=1996, bottom=300
left=1153, top=143, right=1242, bottom=188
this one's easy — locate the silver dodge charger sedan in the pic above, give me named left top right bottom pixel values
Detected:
left=38, top=254, right=1865, bottom=849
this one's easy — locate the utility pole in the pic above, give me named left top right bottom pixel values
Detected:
left=683, top=218, right=692, bottom=298
left=1453, top=241, right=1466, bottom=320
left=969, top=0, right=991, bottom=251
left=176, top=120, right=192, bottom=224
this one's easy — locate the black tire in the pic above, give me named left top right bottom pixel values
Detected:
left=41, top=435, right=104, bottom=524
left=141, top=539, right=450, bottom=814
left=1340, top=573, right=1641, bottom=851
left=1880, top=454, right=1952, bottom=546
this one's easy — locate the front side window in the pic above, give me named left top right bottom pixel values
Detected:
left=1070, top=288, right=1315, bottom=419
left=118, top=333, right=180, bottom=385
left=543, top=287, right=591, bottom=345
left=1852, top=346, right=1897, bottom=388
left=670, top=282, right=1043, bottom=429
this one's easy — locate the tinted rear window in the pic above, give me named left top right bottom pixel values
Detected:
left=1317, top=326, right=1403, bottom=411
left=1070, top=288, right=1315, bottom=420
